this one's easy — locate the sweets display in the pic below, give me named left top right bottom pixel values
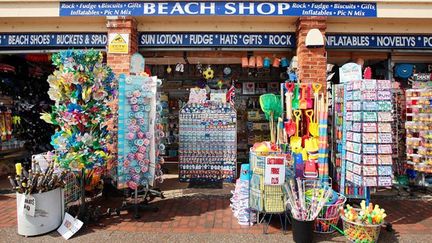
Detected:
left=117, top=74, right=163, bottom=188
left=179, top=101, right=237, bottom=182
left=342, top=80, right=393, bottom=188
left=405, top=88, right=432, bottom=173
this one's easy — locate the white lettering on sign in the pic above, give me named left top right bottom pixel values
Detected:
left=326, top=35, right=370, bottom=47
left=56, top=35, right=83, bottom=45
left=242, top=35, right=262, bottom=45
left=140, top=34, right=184, bottom=45
left=269, top=35, right=292, bottom=46
left=377, top=36, right=416, bottom=47
left=424, top=37, right=432, bottom=47
left=220, top=34, right=238, bottom=45
left=190, top=34, right=213, bottom=45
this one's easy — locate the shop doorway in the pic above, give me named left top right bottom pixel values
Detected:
left=0, top=54, right=55, bottom=176
left=141, top=50, right=294, bottom=181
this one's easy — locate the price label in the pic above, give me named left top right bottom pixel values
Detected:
left=378, top=155, right=393, bottom=165
left=378, top=112, right=393, bottom=122
left=378, top=123, right=392, bottom=133
left=363, top=155, right=377, bottom=165
left=362, top=90, right=377, bottom=100
left=362, top=79, right=377, bottom=90
left=363, top=123, right=377, bottom=133
left=378, top=166, right=392, bottom=176
left=378, top=176, right=392, bottom=186
left=377, top=80, right=391, bottom=90
left=378, top=144, right=393, bottom=154
left=377, top=90, right=392, bottom=100
left=363, top=101, right=378, bottom=111
left=363, top=112, right=378, bottom=122
left=352, top=123, right=362, bottom=132
left=364, top=177, right=377, bottom=187
left=378, top=133, right=393, bottom=143
left=23, top=195, right=36, bottom=217
left=363, top=166, right=378, bottom=176
left=362, top=133, right=378, bottom=143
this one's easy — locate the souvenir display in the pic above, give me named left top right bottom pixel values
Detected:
left=117, top=73, right=163, bottom=188
left=405, top=88, right=432, bottom=174
left=340, top=201, right=387, bottom=243
left=248, top=142, right=291, bottom=233
left=394, top=88, right=406, bottom=176
left=230, top=164, right=257, bottom=226
left=341, top=80, right=393, bottom=189
left=179, top=97, right=237, bottom=183
left=280, top=82, right=329, bottom=180
left=40, top=50, right=116, bottom=191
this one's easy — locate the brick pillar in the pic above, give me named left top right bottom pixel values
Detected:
left=296, top=17, right=327, bottom=86
left=106, top=16, right=138, bottom=75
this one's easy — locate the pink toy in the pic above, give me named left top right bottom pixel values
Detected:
left=138, top=146, right=146, bottom=153
left=141, top=166, right=148, bottom=173
left=137, top=131, right=145, bottom=139
left=126, top=132, right=135, bottom=140
left=136, top=153, right=145, bottom=161
left=132, top=105, right=139, bottom=112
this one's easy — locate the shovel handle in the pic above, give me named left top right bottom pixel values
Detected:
left=285, top=83, right=295, bottom=92
left=305, top=109, right=314, bottom=122
left=293, top=110, right=301, bottom=136
left=312, top=83, right=322, bottom=94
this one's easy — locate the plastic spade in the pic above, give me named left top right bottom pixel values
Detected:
left=292, top=84, right=300, bottom=109
left=307, top=109, right=319, bottom=137
left=290, top=110, right=302, bottom=149
left=312, top=83, right=322, bottom=123
left=299, top=84, right=308, bottom=109
left=284, top=83, right=296, bottom=137
left=306, top=84, right=313, bottom=109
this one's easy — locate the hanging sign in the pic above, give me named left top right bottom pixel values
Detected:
left=139, top=32, right=295, bottom=48
left=327, top=34, right=432, bottom=49
left=108, top=33, right=129, bottom=54
left=264, top=156, right=285, bottom=185
left=339, top=63, right=362, bottom=83
left=130, top=53, right=145, bottom=74
left=0, top=33, right=107, bottom=48
left=59, top=1, right=377, bottom=17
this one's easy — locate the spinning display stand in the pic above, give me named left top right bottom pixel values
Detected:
left=179, top=101, right=237, bottom=183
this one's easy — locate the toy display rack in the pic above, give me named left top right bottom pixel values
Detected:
left=178, top=101, right=237, bottom=183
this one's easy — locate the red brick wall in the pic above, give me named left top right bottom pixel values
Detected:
left=106, top=17, right=138, bottom=75
left=296, top=17, right=327, bottom=87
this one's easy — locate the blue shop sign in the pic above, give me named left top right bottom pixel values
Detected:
left=138, top=33, right=295, bottom=48
left=60, top=1, right=377, bottom=17
left=327, top=34, right=432, bottom=49
left=0, top=33, right=107, bottom=48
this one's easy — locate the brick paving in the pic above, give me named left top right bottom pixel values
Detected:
left=1, top=191, right=432, bottom=237
left=1, top=175, right=432, bottom=242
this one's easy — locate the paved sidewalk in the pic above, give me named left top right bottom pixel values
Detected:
left=1, top=191, right=432, bottom=242
left=1, top=174, right=432, bottom=242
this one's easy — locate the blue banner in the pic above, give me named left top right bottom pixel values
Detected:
left=0, top=33, right=107, bottom=48
left=139, top=32, right=295, bottom=48
left=327, top=34, right=432, bottom=49
left=60, top=1, right=377, bottom=17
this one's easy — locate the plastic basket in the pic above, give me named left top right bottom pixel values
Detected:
left=250, top=174, right=264, bottom=191
left=263, top=185, right=286, bottom=213
left=341, top=210, right=383, bottom=243
left=314, top=193, right=347, bottom=233
left=250, top=188, right=263, bottom=211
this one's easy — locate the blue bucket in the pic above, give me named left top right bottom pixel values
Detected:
left=240, top=163, right=252, bottom=181
left=280, top=57, right=289, bottom=68
left=263, top=57, right=271, bottom=68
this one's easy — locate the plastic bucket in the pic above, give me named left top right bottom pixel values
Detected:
left=292, top=217, right=314, bottom=243
left=17, top=188, right=64, bottom=236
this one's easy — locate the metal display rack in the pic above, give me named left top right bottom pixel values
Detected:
left=341, top=80, right=394, bottom=202
left=178, top=101, right=237, bottom=183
